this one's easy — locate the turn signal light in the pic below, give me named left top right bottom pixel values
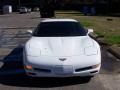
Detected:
left=92, top=63, right=101, bottom=69
left=25, top=65, right=33, bottom=70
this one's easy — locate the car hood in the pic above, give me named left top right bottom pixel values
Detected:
left=26, top=36, right=96, bottom=57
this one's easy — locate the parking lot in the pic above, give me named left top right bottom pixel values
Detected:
left=0, top=12, right=120, bottom=90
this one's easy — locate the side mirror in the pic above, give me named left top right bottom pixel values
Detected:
left=27, top=30, right=33, bottom=34
left=87, top=29, right=93, bottom=35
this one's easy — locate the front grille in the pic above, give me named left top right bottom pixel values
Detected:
left=34, top=68, right=51, bottom=73
left=75, top=66, right=92, bottom=72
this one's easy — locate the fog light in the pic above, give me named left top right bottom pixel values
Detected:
left=92, top=63, right=101, bottom=69
left=25, top=65, right=33, bottom=70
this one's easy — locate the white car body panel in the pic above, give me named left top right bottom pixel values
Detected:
left=23, top=19, right=101, bottom=77
left=26, top=36, right=96, bottom=56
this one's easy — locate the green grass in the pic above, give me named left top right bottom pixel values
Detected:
left=80, top=20, right=94, bottom=27
left=56, top=11, right=120, bottom=46
left=95, top=31, right=104, bottom=37
left=105, top=35, right=120, bottom=45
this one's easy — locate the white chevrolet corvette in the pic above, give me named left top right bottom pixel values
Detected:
left=23, top=19, right=101, bottom=78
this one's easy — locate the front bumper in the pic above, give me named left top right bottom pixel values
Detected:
left=24, top=65, right=100, bottom=77
left=23, top=54, right=101, bottom=77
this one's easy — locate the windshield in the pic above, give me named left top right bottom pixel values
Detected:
left=33, top=21, right=87, bottom=37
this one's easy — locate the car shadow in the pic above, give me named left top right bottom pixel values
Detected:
left=0, top=46, right=91, bottom=88
left=0, top=75, right=91, bottom=88
left=0, top=45, right=24, bottom=75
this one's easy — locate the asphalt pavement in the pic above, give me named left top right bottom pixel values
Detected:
left=0, top=12, right=120, bottom=90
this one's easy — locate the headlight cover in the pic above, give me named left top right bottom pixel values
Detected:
left=26, top=48, right=41, bottom=57
left=84, top=46, right=98, bottom=56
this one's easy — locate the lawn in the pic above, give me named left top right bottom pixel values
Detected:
left=55, top=11, right=120, bottom=46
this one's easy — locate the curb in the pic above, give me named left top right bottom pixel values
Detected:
left=89, top=33, right=109, bottom=46
left=107, top=46, right=120, bottom=59
left=90, top=33, right=120, bottom=59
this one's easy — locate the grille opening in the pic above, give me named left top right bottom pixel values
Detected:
left=90, top=71, right=98, bottom=74
left=28, top=72, right=36, bottom=75
left=34, top=68, right=51, bottom=73
left=75, top=66, right=92, bottom=72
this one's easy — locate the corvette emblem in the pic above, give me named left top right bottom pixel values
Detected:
left=59, top=58, right=67, bottom=61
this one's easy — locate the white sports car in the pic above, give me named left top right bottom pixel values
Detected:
left=23, top=19, right=101, bottom=78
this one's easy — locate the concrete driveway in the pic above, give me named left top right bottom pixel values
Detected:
left=0, top=12, right=120, bottom=90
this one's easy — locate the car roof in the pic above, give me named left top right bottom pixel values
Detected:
left=42, top=19, right=78, bottom=23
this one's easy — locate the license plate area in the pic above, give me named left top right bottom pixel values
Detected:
left=54, top=65, right=73, bottom=75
